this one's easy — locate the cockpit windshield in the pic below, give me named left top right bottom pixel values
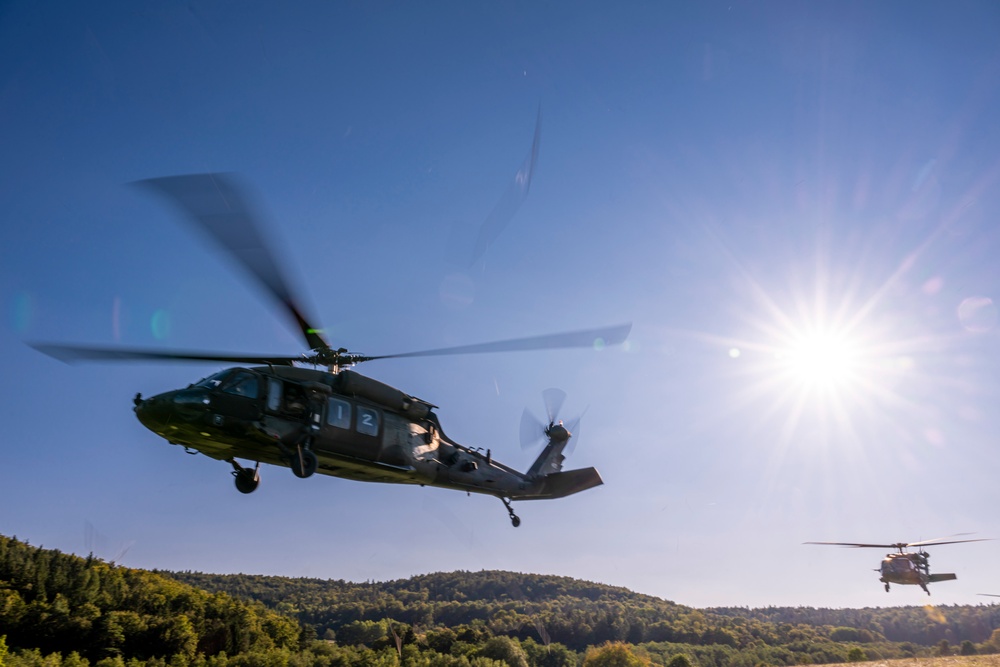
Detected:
left=194, top=369, right=233, bottom=389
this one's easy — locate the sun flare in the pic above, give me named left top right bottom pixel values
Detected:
left=781, top=331, right=860, bottom=389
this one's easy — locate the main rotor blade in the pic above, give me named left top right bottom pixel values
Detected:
left=907, top=537, right=992, bottom=548
left=134, top=173, right=328, bottom=352
left=355, top=323, right=631, bottom=363
left=805, top=538, right=991, bottom=549
left=469, top=106, right=542, bottom=265
left=803, top=542, right=900, bottom=549
left=31, top=342, right=298, bottom=366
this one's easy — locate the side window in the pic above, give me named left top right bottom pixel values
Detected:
left=223, top=372, right=258, bottom=398
left=327, top=398, right=351, bottom=429
left=267, top=379, right=282, bottom=412
left=356, top=407, right=379, bottom=436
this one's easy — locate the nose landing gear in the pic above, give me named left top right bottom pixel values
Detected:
left=230, top=459, right=260, bottom=494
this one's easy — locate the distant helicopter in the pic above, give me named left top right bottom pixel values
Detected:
left=805, top=538, right=989, bottom=594
left=32, top=173, right=630, bottom=527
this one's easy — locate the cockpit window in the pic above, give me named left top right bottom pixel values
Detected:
left=222, top=371, right=259, bottom=398
left=195, top=370, right=232, bottom=389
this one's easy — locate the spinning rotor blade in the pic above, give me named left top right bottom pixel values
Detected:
left=542, top=387, right=567, bottom=425
left=907, top=537, right=991, bottom=548
left=34, top=322, right=630, bottom=369
left=804, top=542, right=907, bottom=549
left=354, top=323, right=631, bottom=363
left=520, top=408, right=546, bottom=450
left=469, top=106, right=542, bottom=265
left=31, top=342, right=299, bottom=366
left=563, top=410, right=587, bottom=455
left=805, top=537, right=991, bottom=550
left=134, top=173, right=329, bottom=352
left=520, top=388, right=586, bottom=453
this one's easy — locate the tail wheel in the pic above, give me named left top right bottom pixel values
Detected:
left=500, top=496, right=521, bottom=528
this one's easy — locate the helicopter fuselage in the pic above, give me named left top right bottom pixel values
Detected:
left=133, top=365, right=602, bottom=507
left=877, top=552, right=956, bottom=593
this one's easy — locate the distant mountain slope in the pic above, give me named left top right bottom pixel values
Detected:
left=4, top=533, right=999, bottom=667
left=167, top=569, right=1000, bottom=653
left=0, top=535, right=300, bottom=662
left=168, top=569, right=695, bottom=647
left=708, top=605, right=1000, bottom=647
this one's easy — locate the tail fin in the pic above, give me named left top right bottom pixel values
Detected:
left=522, top=419, right=602, bottom=498
left=527, top=436, right=568, bottom=478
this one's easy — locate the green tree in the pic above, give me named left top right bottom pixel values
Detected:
left=582, top=643, right=648, bottom=667
left=666, top=654, right=693, bottom=667
left=936, top=640, right=951, bottom=657
left=478, top=637, right=528, bottom=667
left=846, top=647, right=866, bottom=662
left=339, top=620, right=390, bottom=647
left=521, top=639, right=577, bottom=667
left=987, top=628, right=1000, bottom=653
left=0, top=635, right=8, bottom=667
left=960, top=640, right=977, bottom=656
left=424, top=628, right=457, bottom=655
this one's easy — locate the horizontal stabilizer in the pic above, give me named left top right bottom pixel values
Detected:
left=530, top=467, right=603, bottom=499
left=928, top=573, right=957, bottom=583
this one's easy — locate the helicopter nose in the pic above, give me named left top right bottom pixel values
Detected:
left=134, top=392, right=173, bottom=433
left=135, top=388, right=213, bottom=434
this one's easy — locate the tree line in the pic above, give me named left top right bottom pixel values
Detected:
left=3, top=534, right=1000, bottom=667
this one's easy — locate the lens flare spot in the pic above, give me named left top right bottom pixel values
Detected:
left=958, top=296, right=997, bottom=332
left=922, top=276, right=944, bottom=295
left=151, top=309, right=171, bottom=340
left=924, top=428, right=946, bottom=448
left=11, top=292, right=34, bottom=334
left=729, top=348, right=741, bottom=359
left=112, top=296, right=122, bottom=341
left=923, top=605, right=947, bottom=624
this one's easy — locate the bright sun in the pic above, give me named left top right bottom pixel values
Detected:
left=781, top=331, right=860, bottom=388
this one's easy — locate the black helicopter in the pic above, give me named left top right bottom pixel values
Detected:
left=805, top=537, right=989, bottom=594
left=32, top=173, right=629, bottom=527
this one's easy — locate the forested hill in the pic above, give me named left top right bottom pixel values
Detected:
left=166, top=569, right=703, bottom=647
left=707, top=605, right=1000, bottom=647
left=166, top=569, right=1000, bottom=653
left=5, top=534, right=1000, bottom=667
left=0, top=534, right=302, bottom=663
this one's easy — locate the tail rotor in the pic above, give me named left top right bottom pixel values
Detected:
left=521, top=388, right=578, bottom=452
left=521, top=388, right=588, bottom=478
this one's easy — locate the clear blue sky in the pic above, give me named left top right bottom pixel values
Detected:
left=3, top=1, right=1000, bottom=609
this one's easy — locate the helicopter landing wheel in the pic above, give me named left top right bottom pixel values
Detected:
left=230, top=461, right=260, bottom=494
left=291, top=447, right=318, bottom=479
left=500, top=497, right=521, bottom=528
